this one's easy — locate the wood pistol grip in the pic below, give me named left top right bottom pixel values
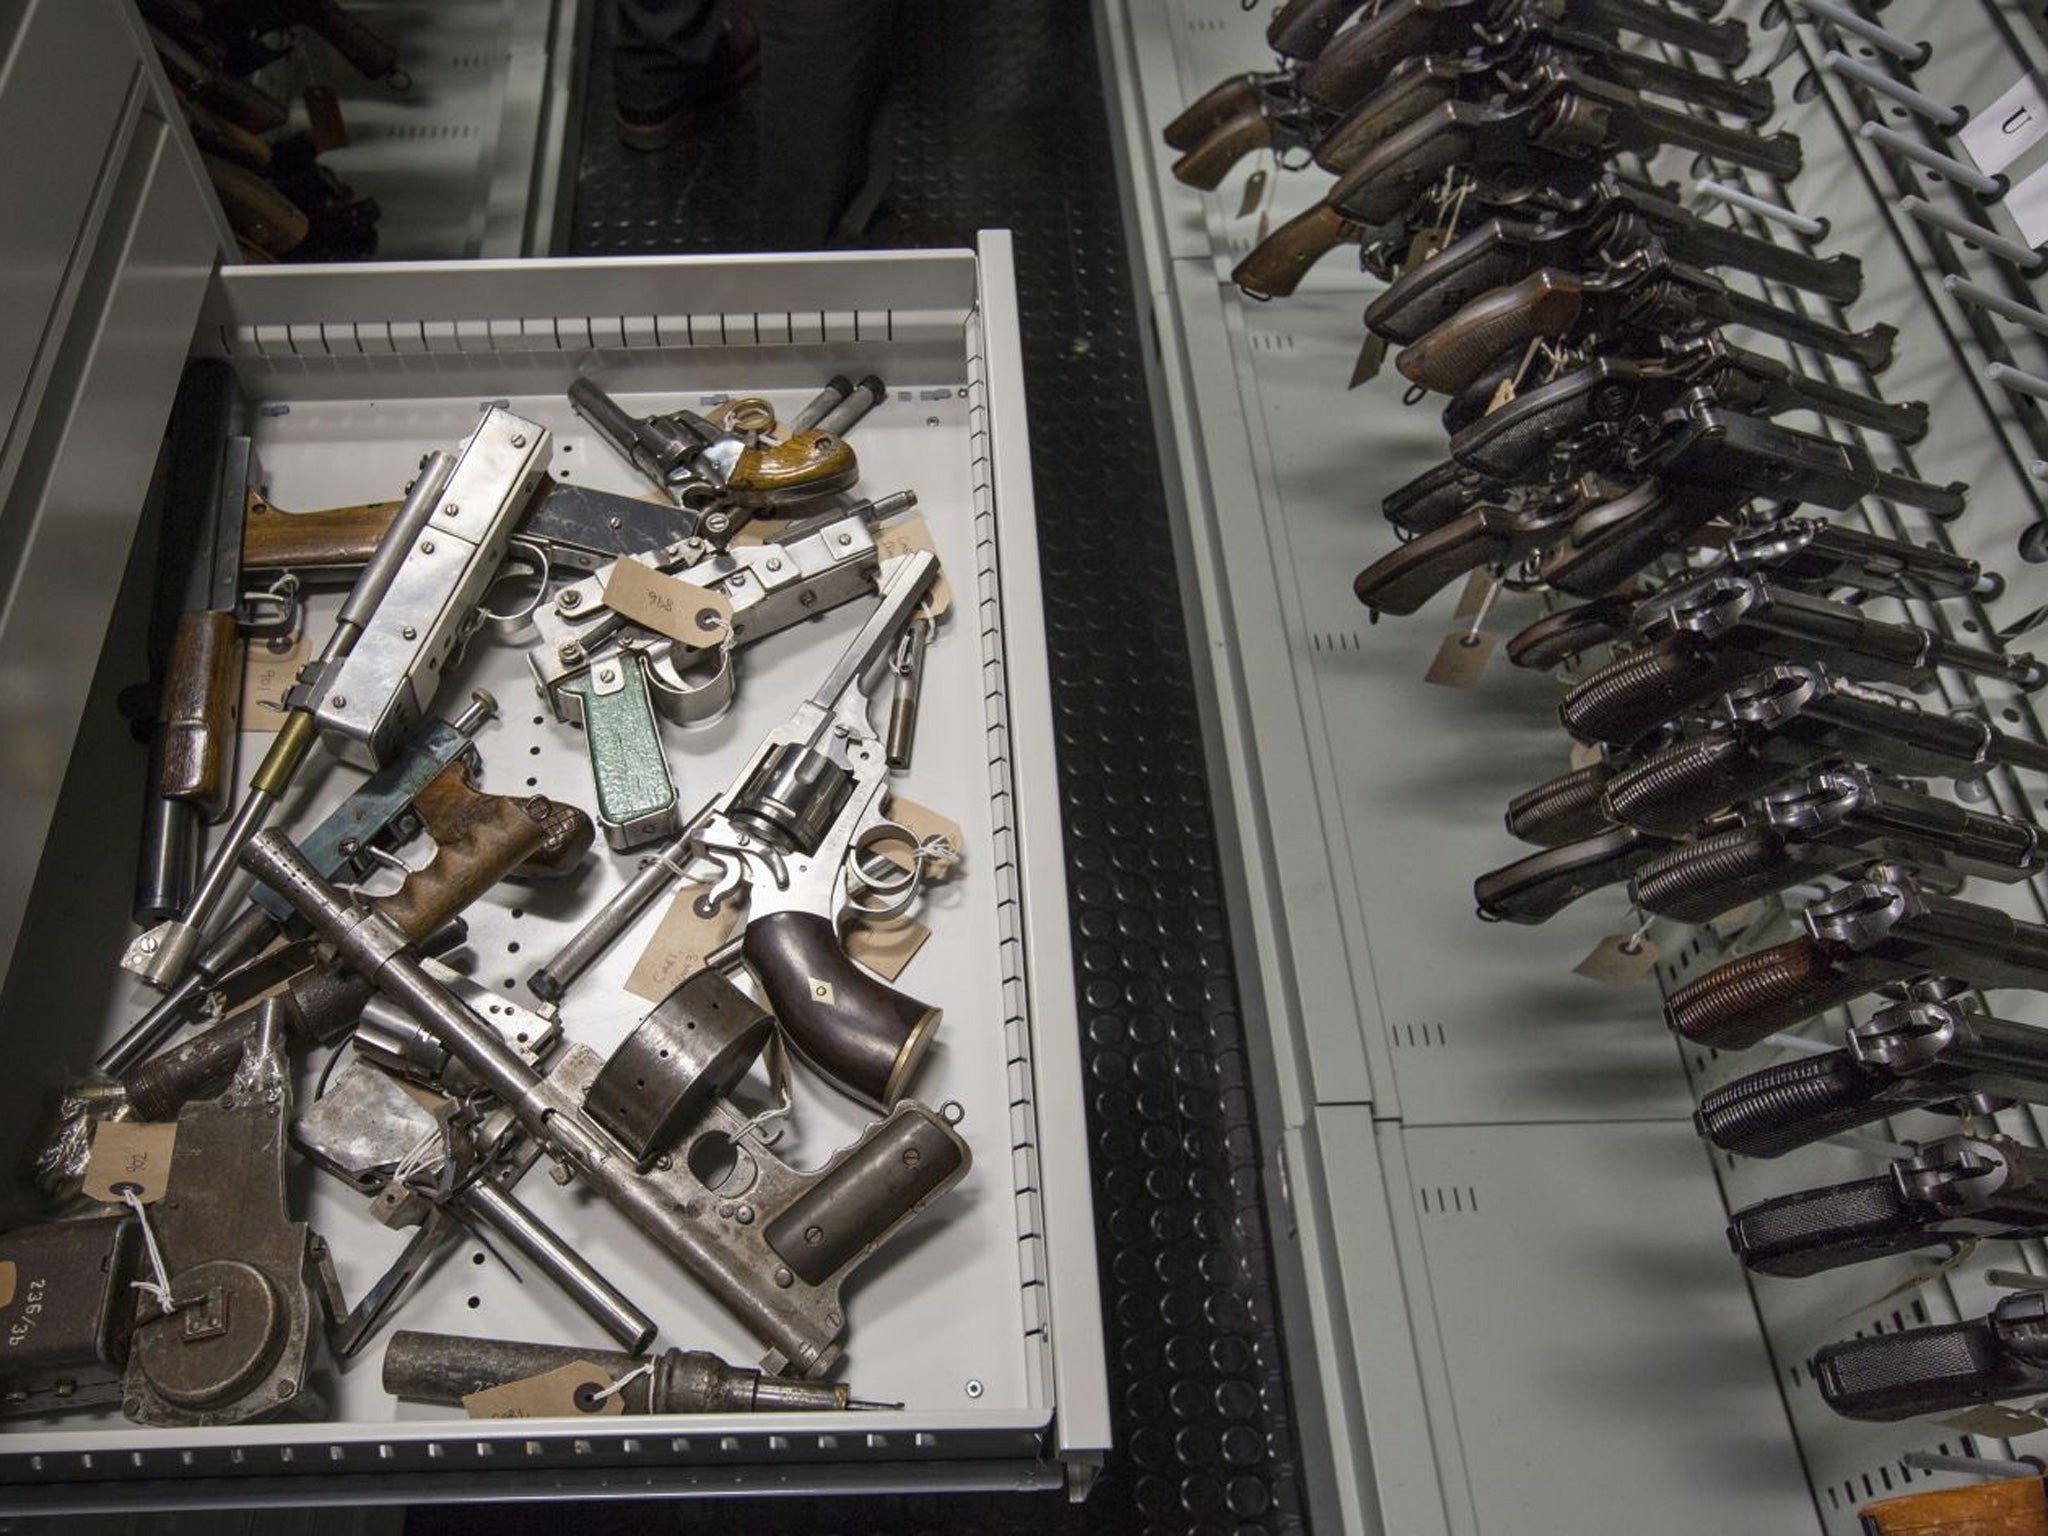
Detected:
left=376, top=760, right=593, bottom=940
left=729, top=428, right=859, bottom=500
left=742, top=910, right=940, bottom=1110
left=1172, top=106, right=1273, bottom=191
left=1231, top=203, right=1359, bottom=300
left=158, top=609, right=244, bottom=819
left=1397, top=270, right=1586, bottom=395
left=1165, top=72, right=1263, bottom=149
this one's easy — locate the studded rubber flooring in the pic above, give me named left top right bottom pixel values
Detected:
left=417, top=4, right=1309, bottom=1534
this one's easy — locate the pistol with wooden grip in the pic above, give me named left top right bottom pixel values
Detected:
left=231, top=840, right=974, bottom=1377
left=1292, top=0, right=1751, bottom=108
left=568, top=376, right=866, bottom=528
left=1473, top=822, right=1684, bottom=923
left=1394, top=259, right=1895, bottom=396
left=115, top=762, right=591, bottom=1117
left=1318, top=79, right=1800, bottom=234
left=1601, top=664, right=2048, bottom=836
left=1813, top=1286, right=2048, bottom=1422
left=1365, top=192, right=1864, bottom=347
left=1630, top=766, right=2043, bottom=924
left=1700, top=1003, right=2048, bottom=1160
left=1308, top=36, right=1773, bottom=178
left=1558, top=572, right=2043, bottom=748
left=1728, top=1133, right=2048, bottom=1280
left=1665, top=870, right=2048, bottom=1050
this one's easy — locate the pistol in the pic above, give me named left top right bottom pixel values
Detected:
left=384, top=1330, right=894, bottom=1414
left=1366, top=193, right=1863, bottom=347
left=1701, top=1004, right=2048, bottom=1160
left=528, top=492, right=916, bottom=850
left=1559, top=573, right=2042, bottom=748
left=1666, top=869, right=2048, bottom=1050
left=1813, top=1285, right=2048, bottom=1422
left=568, top=377, right=863, bottom=522
left=1298, top=0, right=1751, bottom=112
left=1394, top=260, right=1894, bottom=397
left=1601, top=663, right=2048, bottom=836
left=1312, top=37, right=1773, bottom=176
left=115, top=748, right=591, bottom=1114
left=1631, top=765, right=2043, bottom=924
left=228, top=846, right=974, bottom=1379
left=1321, top=82, right=1798, bottom=233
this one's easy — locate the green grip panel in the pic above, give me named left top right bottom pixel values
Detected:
left=561, top=658, right=680, bottom=852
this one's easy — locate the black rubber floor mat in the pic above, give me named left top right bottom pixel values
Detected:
left=416, top=5, right=1310, bottom=1532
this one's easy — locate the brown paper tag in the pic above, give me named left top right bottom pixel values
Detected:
left=879, top=794, right=962, bottom=878
left=462, top=1362, right=626, bottom=1420
left=873, top=517, right=952, bottom=617
left=603, top=563, right=733, bottom=650
left=1484, top=375, right=1519, bottom=415
left=0, top=1260, right=15, bottom=1309
left=1939, top=1404, right=2048, bottom=1439
left=1710, top=901, right=1759, bottom=938
left=1348, top=330, right=1386, bottom=390
left=1235, top=166, right=1269, bottom=220
left=1568, top=740, right=1602, bottom=772
left=81, top=1122, right=178, bottom=1204
left=1452, top=570, right=1495, bottom=620
left=846, top=914, right=932, bottom=981
left=1573, top=934, right=1660, bottom=987
left=624, top=883, right=741, bottom=1002
left=241, top=628, right=311, bottom=726
left=1424, top=629, right=1496, bottom=688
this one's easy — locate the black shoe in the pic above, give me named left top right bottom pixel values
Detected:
left=614, top=12, right=760, bottom=152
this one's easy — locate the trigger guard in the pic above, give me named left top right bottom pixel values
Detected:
left=644, top=637, right=738, bottom=726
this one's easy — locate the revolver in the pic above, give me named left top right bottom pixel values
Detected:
left=1631, top=766, right=2044, bottom=924
left=568, top=377, right=865, bottom=524
left=1729, top=1133, right=2048, bottom=1279
left=1558, top=572, right=2042, bottom=748
left=227, top=843, right=975, bottom=1379
left=1666, top=869, right=2048, bottom=1050
left=1601, top=663, right=2048, bottom=836
left=1813, top=1283, right=2048, bottom=1423
left=1700, top=1001, right=2048, bottom=1160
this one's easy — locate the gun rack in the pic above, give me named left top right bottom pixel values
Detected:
left=1101, top=0, right=2048, bottom=1530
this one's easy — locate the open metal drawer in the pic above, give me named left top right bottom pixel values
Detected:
left=0, top=6, right=1106, bottom=1507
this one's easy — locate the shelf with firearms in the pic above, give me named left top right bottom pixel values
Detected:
left=1160, top=0, right=2048, bottom=1488
left=0, top=355, right=1033, bottom=1441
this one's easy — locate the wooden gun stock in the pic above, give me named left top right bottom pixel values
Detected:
left=1231, top=203, right=1361, bottom=299
left=157, top=609, right=244, bottom=818
left=1165, top=72, right=1264, bottom=150
left=1397, top=270, right=1587, bottom=394
left=244, top=490, right=402, bottom=572
left=1172, top=105, right=1273, bottom=191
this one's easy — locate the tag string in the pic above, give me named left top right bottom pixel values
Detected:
left=588, top=1360, right=654, bottom=1403
left=121, top=1187, right=178, bottom=1314
left=1463, top=576, right=1502, bottom=644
